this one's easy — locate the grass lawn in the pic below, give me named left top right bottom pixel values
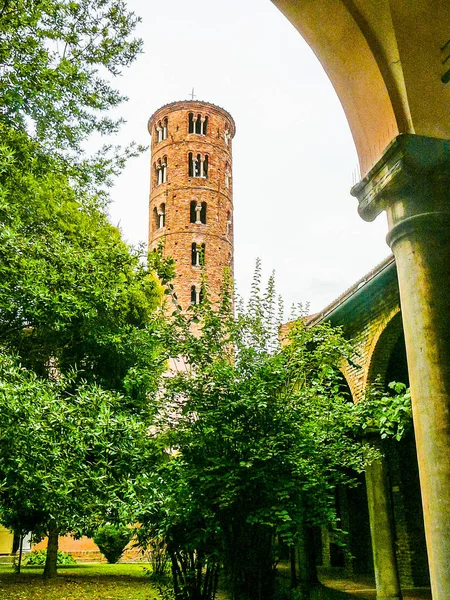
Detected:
left=0, top=563, right=160, bottom=600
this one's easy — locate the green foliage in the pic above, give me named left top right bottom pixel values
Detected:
left=0, top=353, right=155, bottom=547
left=94, top=525, right=132, bottom=564
left=356, top=380, right=412, bottom=441
left=0, top=0, right=168, bottom=581
left=137, top=263, right=378, bottom=600
left=0, top=0, right=143, bottom=179
left=24, top=550, right=77, bottom=567
left=0, top=125, right=170, bottom=411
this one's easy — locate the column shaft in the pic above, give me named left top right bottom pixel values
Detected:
left=386, top=211, right=450, bottom=599
left=365, top=457, right=402, bottom=600
left=352, top=134, right=450, bottom=599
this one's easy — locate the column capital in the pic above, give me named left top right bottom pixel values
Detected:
left=351, top=134, right=450, bottom=223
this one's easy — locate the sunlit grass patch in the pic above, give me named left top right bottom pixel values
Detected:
left=0, top=562, right=159, bottom=599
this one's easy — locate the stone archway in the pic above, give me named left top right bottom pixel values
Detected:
left=366, top=310, right=403, bottom=388
left=269, top=4, right=450, bottom=595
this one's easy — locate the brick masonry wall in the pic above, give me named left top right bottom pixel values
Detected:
left=323, top=263, right=401, bottom=400
left=148, top=101, right=235, bottom=309
left=312, top=261, right=429, bottom=585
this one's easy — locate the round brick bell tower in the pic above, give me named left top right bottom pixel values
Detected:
left=148, top=100, right=236, bottom=309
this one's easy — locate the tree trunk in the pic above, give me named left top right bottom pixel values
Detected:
left=17, top=536, right=23, bottom=575
left=297, top=525, right=319, bottom=599
left=290, top=545, right=297, bottom=589
left=43, top=526, right=59, bottom=579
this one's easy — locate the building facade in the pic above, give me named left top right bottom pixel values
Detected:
left=148, top=100, right=236, bottom=310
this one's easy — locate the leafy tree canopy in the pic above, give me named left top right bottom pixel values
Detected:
left=136, top=264, right=380, bottom=600
left=0, top=0, right=142, bottom=166
left=0, top=353, right=155, bottom=577
left=0, top=124, right=174, bottom=408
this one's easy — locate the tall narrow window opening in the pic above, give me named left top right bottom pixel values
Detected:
left=191, top=285, right=202, bottom=305
left=189, top=113, right=208, bottom=135
left=188, top=154, right=207, bottom=178
left=156, top=157, right=167, bottom=185
left=156, top=117, right=168, bottom=142
left=192, top=242, right=198, bottom=266
left=200, top=202, right=207, bottom=224
left=190, top=201, right=207, bottom=224
left=190, top=201, right=197, bottom=223
left=195, top=114, right=202, bottom=134
left=226, top=211, right=232, bottom=237
left=158, top=203, right=166, bottom=228
left=191, top=243, right=205, bottom=266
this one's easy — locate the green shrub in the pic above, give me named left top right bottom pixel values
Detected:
left=94, top=525, right=132, bottom=564
left=24, top=550, right=77, bottom=566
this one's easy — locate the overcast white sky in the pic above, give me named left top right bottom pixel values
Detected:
left=106, top=0, right=390, bottom=314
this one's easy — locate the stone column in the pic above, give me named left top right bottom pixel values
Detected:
left=365, top=454, right=401, bottom=599
left=352, top=134, right=450, bottom=600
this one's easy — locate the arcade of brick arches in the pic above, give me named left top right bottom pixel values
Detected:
left=271, top=2, right=450, bottom=599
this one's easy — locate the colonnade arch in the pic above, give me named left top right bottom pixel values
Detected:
left=271, top=3, right=450, bottom=596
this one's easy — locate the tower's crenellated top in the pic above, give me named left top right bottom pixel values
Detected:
left=148, top=100, right=235, bottom=311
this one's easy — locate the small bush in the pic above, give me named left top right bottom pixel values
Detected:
left=94, top=525, right=132, bottom=564
left=24, top=550, right=77, bottom=566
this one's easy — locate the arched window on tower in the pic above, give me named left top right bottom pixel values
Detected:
left=191, top=285, right=203, bottom=305
left=225, top=162, right=231, bottom=188
left=153, top=207, right=158, bottom=230
left=191, top=242, right=198, bottom=266
left=191, top=243, right=205, bottom=267
left=188, top=153, right=207, bottom=178
left=226, top=211, right=232, bottom=237
left=195, top=114, right=202, bottom=134
left=158, top=203, right=166, bottom=228
left=156, top=157, right=167, bottom=185
left=190, top=201, right=207, bottom=224
left=155, top=117, right=168, bottom=143
left=189, top=113, right=208, bottom=135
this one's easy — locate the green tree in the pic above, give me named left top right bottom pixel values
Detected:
left=0, top=354, right=155, bottom=579
left=0, top=0, right=142, bottom=167
left=137, top=264, right=378, bottom=600
left=94, top=525, right=132, bottom=564
left=0, top=0, right=171, bottom=580
left=0, top=125, right=173, bottom=408
left=0, top=127, right=173, bottom=577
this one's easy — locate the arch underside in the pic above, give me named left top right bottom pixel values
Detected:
left=272, top=0, right=450, bottom=176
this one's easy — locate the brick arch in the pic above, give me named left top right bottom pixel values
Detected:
left=366, top=309, right=403, bottom=388
left=338, top=363, right=360, bottom=405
